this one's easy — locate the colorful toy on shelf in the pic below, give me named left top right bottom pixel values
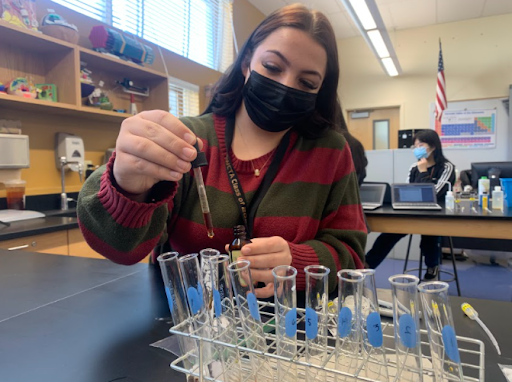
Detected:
left=40, top=9, right=79, bottom=44
left=0, top=82, right=6, bottom=93
left=79, top=62, right=95, bottom=98
left=7, top=77, right=37, bottom=99
left=89, top=26, right=155, bottom=66
left=1, top=0, right=38, bottom=31
left=88, top=88, right=113, bottom=111
left=36, top=84, right=57, bottom=102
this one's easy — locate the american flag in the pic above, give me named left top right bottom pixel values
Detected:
left=435, top=40, right=447, bottom=121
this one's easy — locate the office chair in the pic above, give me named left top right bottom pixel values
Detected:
left=403, top=235, right=461, bottom=296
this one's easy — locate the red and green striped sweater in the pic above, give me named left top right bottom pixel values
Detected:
left=77, top=113, right=367, bottom=291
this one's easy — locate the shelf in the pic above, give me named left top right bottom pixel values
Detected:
left=0, top=20, right=74, bottom=52
left=79, top=47, right=167, bottom=81
left=78, top=106, right=131, bottom=123
left=0, top=92, right=76, bottom=114
left=0, top=93, right=130, bottom=123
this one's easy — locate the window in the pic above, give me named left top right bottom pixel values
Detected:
left=373, top=120, right=390, bottom=150
left=169, top=77, right=200, bottom=118
left=52, top=0, right=233, bottom=72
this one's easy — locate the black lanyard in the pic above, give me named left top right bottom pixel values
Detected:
left=224, top=115, right=291, bottom=239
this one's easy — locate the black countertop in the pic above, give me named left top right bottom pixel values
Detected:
left=0, top=250, right=180, bottom=382
left=366, top=205, right=512, bottom=220
left=1, top=250, right=511, bottom=381
left=0, top=209, right=78, bottom=241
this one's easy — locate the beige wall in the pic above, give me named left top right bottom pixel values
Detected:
left=338, top=13, right=512, bottom=131
left=233, top=0, right=265, bottom=51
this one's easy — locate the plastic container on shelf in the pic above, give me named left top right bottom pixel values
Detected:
left=501, top=178, right=512, bottom=208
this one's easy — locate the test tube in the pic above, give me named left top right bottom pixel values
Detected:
left=335, top=270, right=364, bottom=382
left=418, top=281, right=464, bottom=381
left=304, top=265, right=330, bottom=382
left=209, top=254, right=242, bottom=382
left=273, top=265, right=298, bottom=382
left=358, top=269, right=389, bottom=381
left=157, top=252, right=197, bottom=372
left=200, top=248, right=220, bottom=320
left=389, top=274, right=423, bottom=382
left=178, top=253, right=214, bottom=377
left=228, top=260, right=273, bottom=382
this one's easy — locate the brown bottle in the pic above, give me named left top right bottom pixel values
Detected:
left=229, top=225, right=251, bottom=263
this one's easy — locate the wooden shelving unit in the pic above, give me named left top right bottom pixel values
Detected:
left=0, top=20, right=169, bottom=123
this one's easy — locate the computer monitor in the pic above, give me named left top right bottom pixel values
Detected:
left=470, top=162, right=512, bottom=189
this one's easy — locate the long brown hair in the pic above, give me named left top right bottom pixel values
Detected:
left=204, top=3, right=341, bottom=138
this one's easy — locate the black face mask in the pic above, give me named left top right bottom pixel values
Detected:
left=242, top=70, right=318, bottom=132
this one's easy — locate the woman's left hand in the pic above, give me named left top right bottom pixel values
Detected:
left=239, top=236, right=292, bottom=298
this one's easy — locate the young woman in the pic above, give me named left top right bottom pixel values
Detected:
left=365, top=130, right=455, bottom=279
left=77, top=4, right=367, bottom=296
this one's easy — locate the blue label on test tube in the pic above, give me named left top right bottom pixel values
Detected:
left=399, top=314, right=417, bottom=348
left=338, top=306, right=352, bottom=338
left=187, top=286, right=202, bottom=315
left=442, top=325, right=461, bottom=363
left=285, top=308, right=297, bottom=337
left=213, top=289, right=222, bottom=318
left=164, top=286, right=173, bottom=313
left=367, top=311, right=383, bottom=347
left=247, top=292, right=260, bottom=321
left=305, top=307, right=318, bottom=339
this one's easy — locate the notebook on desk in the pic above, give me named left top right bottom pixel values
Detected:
left=360, top=183, right=386, bottom=210
left=391, top=183, right=442, bottom=210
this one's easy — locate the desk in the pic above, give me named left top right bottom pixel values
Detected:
left=366, top=205, right=512, bottom=239
left=1, top=250, right=511, bottom=381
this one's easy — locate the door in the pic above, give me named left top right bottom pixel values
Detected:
left=347, top=107, right=400, bottom=150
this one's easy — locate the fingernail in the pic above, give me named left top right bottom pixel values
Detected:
left=242, top=247, right=251, bottom=255
left=170, top=171, right=181, bottom=179
left=182, top=147, right=195, bottom=159
left=176, top=159, right=190, bottom=171
left=184, top=133, right=196, bottom=145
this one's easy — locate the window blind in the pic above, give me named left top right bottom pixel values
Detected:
left=169, top=77, right=200, bottom=118
left=53, top=0, right=234, bottom=72
left=52, top=0, right=110, bottom=23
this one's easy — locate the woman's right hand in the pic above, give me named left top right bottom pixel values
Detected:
left=113, top=110, right=201, bottom=196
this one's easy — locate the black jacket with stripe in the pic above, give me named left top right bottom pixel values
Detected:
left=407, top=161, right=456, bottom=201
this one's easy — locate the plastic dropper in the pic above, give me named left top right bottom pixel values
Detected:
left=191, top=140, right=214, bottom=238
left=461, top=302, right=501, bottom=355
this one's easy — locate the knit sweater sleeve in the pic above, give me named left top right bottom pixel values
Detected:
left=77, top=152, right=179, bottom=265
left=288, top=140, right=367, bottom=293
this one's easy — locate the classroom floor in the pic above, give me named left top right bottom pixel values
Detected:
left=373, top=256, right=512, bottom=302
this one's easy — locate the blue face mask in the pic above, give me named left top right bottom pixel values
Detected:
left=413, top=146, right=429, bottom=160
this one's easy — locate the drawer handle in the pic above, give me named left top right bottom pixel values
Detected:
left=8, top=244, right=29, bottom=251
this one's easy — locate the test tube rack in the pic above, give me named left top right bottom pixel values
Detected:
left=169, top=300, right=485, bottom=382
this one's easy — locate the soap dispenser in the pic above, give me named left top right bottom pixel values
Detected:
left=55, top=133, right=85, bottom=173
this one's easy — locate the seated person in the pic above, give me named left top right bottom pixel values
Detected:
left=365, top=130, right=455, bottom=279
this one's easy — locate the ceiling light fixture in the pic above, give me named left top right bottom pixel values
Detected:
left=341, top=0, right=402, bottom=77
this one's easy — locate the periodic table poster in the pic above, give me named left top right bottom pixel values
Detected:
left=435, top=109, right=496, bottom=149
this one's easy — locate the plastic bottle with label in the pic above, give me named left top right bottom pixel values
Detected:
left=492, top=186, right=504, bottom=210
left=478, top=176, right=490, bottom=206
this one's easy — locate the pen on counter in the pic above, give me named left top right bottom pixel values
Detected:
left=462, top=302, right=501, bottom=355
left=191, top=140, right=214, bottom=239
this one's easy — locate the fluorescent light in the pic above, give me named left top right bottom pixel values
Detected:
left=367, top=30, right=389, bottom=58
left=348, top=0, right=377, bottom=30
left=382, top=57, right=399, bottom=76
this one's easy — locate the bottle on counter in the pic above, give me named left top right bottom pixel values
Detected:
left=482, top=192, right=489, bottom=210
left=492, top=186, right=504, bottom=210
left=478, top=176, right=490, bottom=206
left=229, top=225, right=251, bottom=263
left=445, top=190, right=455, bottom=210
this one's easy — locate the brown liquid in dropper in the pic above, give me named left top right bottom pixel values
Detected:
left=203, top=212, right=214, bottom=238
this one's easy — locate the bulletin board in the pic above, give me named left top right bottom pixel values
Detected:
left=434, top=109, right=496, bottom=149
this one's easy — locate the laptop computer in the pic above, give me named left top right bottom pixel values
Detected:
left=360, top=183, right=386, bottom=210
left=392, top=183, right=442, bottom=210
